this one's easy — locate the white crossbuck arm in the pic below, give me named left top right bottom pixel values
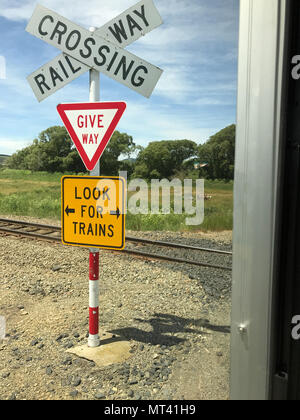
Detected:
left=26, top=0, right=163, bottom=101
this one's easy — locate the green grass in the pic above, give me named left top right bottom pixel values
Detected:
left=0, top=169, right=64, bottom=219
left=202, top=180, right=233, bottom=231
left=0, top=168, right=85, bottom=182
left=0, top=169, right=233, bottom=231
left=0, top=186, right=61, bottom=219
left=126, top=212, right=189, bottom=231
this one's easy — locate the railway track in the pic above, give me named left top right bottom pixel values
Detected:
left=0, top=218, right=232, bottom=271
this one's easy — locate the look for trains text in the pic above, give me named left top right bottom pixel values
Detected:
left=68, top=186, right=115, bottom=238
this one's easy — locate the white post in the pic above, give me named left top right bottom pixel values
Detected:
left=88, top=26, right=100, bottom=348
left=89, top=27, right=100, bottom=178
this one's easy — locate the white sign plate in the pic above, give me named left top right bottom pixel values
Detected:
left=57, top=102, right=126, bottom=171
left=27, top=0, right=163, bottom=102
left=97, top=0, right=163, bottom=48
left=27, top=53, right=89, bottom=102
left=26, top=4, right=163, bottom=99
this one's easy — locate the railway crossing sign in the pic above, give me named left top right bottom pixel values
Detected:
left=61, top=176, right=125, bottom=250
left=26, top=1, right=163, bottom=101
left=25, top=1, right=163, bottom=349
left=57, top=102, right=126, bottom=171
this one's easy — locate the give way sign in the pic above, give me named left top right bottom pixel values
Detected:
left=57, top=102, right=126, bottom=171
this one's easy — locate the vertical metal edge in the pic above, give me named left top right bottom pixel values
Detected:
left=269, top=0, right=291, bottom=400
left=230, top=0, right=287, bottom=400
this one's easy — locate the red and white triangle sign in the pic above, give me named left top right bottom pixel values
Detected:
left=57, top=102, right=126, bottom=171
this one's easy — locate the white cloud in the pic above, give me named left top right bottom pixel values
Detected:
left=3, top=74, right=33, bottom=99
left=153, top=65, right=237, bottom=105
left=153, top=67, right=196, bottom=102
left=0, top=136, right=32, bottom=154
left=119, top=99, right=223, bottom=146
left=0, top=0, right=34, bottom=21
left=133, top=127, right=218, bottom=147
left=0, top=0, right=139, bottom=25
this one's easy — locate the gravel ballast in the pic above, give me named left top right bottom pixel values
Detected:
left=0, top=216, right=232, bottom=400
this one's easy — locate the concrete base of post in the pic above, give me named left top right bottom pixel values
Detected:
left=67, top=330, right=132, bottom=367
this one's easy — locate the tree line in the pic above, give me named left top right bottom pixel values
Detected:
left=6, top=124, right=235, bottom=180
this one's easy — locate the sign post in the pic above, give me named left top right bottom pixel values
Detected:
left=89, top=27, right=100, bottom=348
left=89, top=27, right=100, bottom=176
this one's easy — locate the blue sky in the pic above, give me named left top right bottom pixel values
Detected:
left=0, top=0, right=239, bottom=156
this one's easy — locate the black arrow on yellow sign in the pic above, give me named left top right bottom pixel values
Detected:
left=110, top=208, right=121, bottom=219
left=65, top=205, right=75, bottom=216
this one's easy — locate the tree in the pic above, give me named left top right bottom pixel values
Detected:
left=99, top=131, right=136, bottom=175
left=7, top=126, right=76, bottom=173
left=134, top=140, right=197, bottom=179
left=7, top=147, right=31, bottom=170
left=6, top=127, right=135, bottom=174
left=197, top=124, right=235, bottom=180
left=35, top=126, right=73, bottom=172
left=62, top=150, right=86, bottom=173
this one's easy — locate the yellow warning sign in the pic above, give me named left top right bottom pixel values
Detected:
left=61, top=176, right=125, bottom=249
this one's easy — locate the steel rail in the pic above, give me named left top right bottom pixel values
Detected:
left=0, top=218, right=232, bottom=271
left=0, top=218, right=232, bottom=256
left=0, top=226, right=60, bottom=242
left=0, top=218, right=61, bottom=231
left=126, top=235, right=232, bottom=255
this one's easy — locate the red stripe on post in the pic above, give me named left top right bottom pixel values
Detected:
left=89, top=307, right=99, bottom=335
left=89, top=252, right=99, bottom=280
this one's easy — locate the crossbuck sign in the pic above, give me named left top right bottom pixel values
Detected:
left=26, top=0, right=163, bottom=101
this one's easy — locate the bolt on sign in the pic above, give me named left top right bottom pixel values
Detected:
left=61, top=176, right=125, bottom=250
left=26, top=1, right=163, bottom=101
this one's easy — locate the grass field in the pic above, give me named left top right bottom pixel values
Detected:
left=0, top=169, right=233, bottom=231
